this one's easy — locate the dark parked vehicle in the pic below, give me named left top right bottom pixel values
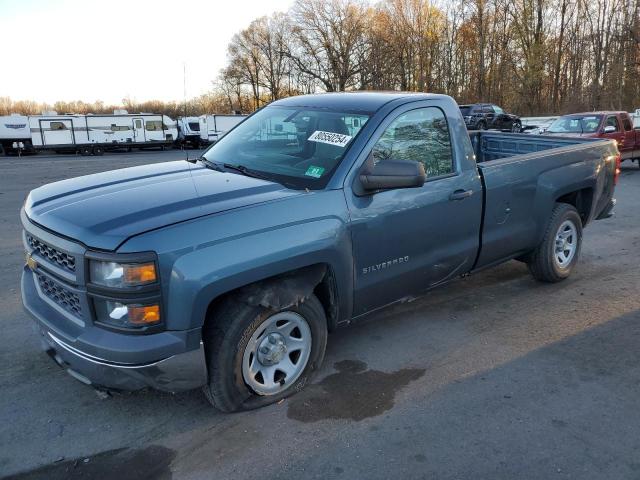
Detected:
left=460, top=103, right=522, bottom=132
left=21, top=93, right=618, bottom=412
left=545, top=111, right=640, bottom=168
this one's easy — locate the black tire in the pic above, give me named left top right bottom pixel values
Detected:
left=527, top=203, right=583, bottom=282
left=92, top=145, right=104, bottom=156
left=477, top=121, right=487, bottom=130
left=202, top=293, right=327, bottom=412
left=79, top=145, right=92, bottom=156
left=511, top=121, right=522, bottom=133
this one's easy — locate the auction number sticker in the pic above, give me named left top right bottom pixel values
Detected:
left=308, top=130, right=352, bottom=147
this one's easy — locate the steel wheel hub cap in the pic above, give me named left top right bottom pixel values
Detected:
left=554, top=220, right=577, bottom=268
left=257, top=333, right=287, bottom=365
left=242, top=311, right=312, bottom=396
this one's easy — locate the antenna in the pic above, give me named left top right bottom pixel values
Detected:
left=183, top=62, right=189, bottom=163
left=183, top=62, right=187, bottom=118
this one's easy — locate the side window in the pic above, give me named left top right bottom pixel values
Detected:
left=50, top=121, right=67, bottom=131
left=371, top=107, right=454, bottom=178
left=135, top=119, right=143, bottom=129
left=605, top=116, right=620, bottom=132
left=483, top=106, right=494, bottom=114
left=622, top=116, right=633, bottom=131
left=493, top=105, right=504, bottom=114
left=146, top=120, right=163, bottom=131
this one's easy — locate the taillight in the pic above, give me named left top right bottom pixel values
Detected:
left=614, top=154, right=621, bottom=185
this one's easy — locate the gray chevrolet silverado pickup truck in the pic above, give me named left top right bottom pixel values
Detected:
left=21, top=93, right=619, bottom=411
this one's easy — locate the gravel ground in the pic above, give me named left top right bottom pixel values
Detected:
left=1, top=151, right=639, bottom=480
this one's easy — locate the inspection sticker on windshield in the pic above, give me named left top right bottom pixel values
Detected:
left=308, top=130, right=352, bottom=147
left=305, top=165, right=325, bottom=178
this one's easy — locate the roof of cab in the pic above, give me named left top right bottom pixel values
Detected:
left=270, top=91, right=448, bottom=113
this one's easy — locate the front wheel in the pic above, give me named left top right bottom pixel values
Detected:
left=511, top=121, right=522, bottom=133
left=527, top=203, right=583, bottom=282
left=202, top=294, right=327, bottom=412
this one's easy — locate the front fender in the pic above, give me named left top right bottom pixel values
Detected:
left=118, top=190, right=353, bottom=331
left=173, top=217, right=353, bottom=330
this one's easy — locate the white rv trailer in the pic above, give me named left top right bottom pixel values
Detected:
left=0, top=115, right=33, bottom=154
left=25, top=112, right=177, bottom=155
left=177, top=116, right=202, bottom=147
left=199, top=114, right=247, bottom=144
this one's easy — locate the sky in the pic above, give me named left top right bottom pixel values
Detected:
left=0, top=0, right=294, bottom=104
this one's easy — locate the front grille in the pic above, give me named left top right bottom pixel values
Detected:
left=36, top=273, right=82, bottom=318
left=26, top=234, right=76, bottom=273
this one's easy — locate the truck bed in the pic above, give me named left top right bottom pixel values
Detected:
left=468, top=131, right=618, bottom=269
left=469, top=131, right=609, bottom=163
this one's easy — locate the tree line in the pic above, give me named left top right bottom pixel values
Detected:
left=0, top=95, right=231, bottom=118
left=218, top=0, right=640, bottom=115
left=2, top=0, right=638, bottom=118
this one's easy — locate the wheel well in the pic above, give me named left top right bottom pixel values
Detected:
left=204, top=263, right=339, bottom=333
left=556, top=188, right=593, bottom=224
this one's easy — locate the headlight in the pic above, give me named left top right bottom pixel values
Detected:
left=89, top=260, right=157, bottom=288
left=94, top=300, right=161, bottom=329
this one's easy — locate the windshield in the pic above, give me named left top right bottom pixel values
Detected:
left=202, top=106, right=369, bottom=189
left=547, top=115, right=602, bottom=134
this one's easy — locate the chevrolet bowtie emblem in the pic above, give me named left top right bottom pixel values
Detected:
left=25, top=253, right=37, bottom=271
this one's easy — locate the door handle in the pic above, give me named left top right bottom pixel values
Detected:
left=449, top=189, right=473, bottom=201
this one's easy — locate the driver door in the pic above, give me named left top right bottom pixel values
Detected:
left=346, top=105, right=482, bottom=315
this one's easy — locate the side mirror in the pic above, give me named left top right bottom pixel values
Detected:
left=358, top=155, right=426, bottom=192
left=603, top=125, right=616, bottom=133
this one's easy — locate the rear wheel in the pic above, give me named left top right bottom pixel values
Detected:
left=202, top=294, right=327, bottom=412
left=511, top=121, right=522, bottom=133
left=527, top=203, right=582, bottom=282
left=92, top=145, right=104, bottom=156
left=79, top=145, right=92, bottom=156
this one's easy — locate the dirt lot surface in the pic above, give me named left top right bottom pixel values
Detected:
left=1, top=151, right=639, bottom=479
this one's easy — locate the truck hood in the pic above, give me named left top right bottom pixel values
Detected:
left=25, top=160, right=301, bottom=250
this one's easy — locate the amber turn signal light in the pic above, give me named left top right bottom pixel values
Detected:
left=128, top=304, right=161, bottom=325
left=124, top=263, right=157, bottom=285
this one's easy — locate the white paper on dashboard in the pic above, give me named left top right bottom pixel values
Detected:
left=307, top=130, right=352, bottom=147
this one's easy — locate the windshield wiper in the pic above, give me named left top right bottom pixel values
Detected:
left=222, top=163, right=273, bottom=181
left=196, top=157, right=225, bottom=172
left=197, top=158, right=298, bottom=189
